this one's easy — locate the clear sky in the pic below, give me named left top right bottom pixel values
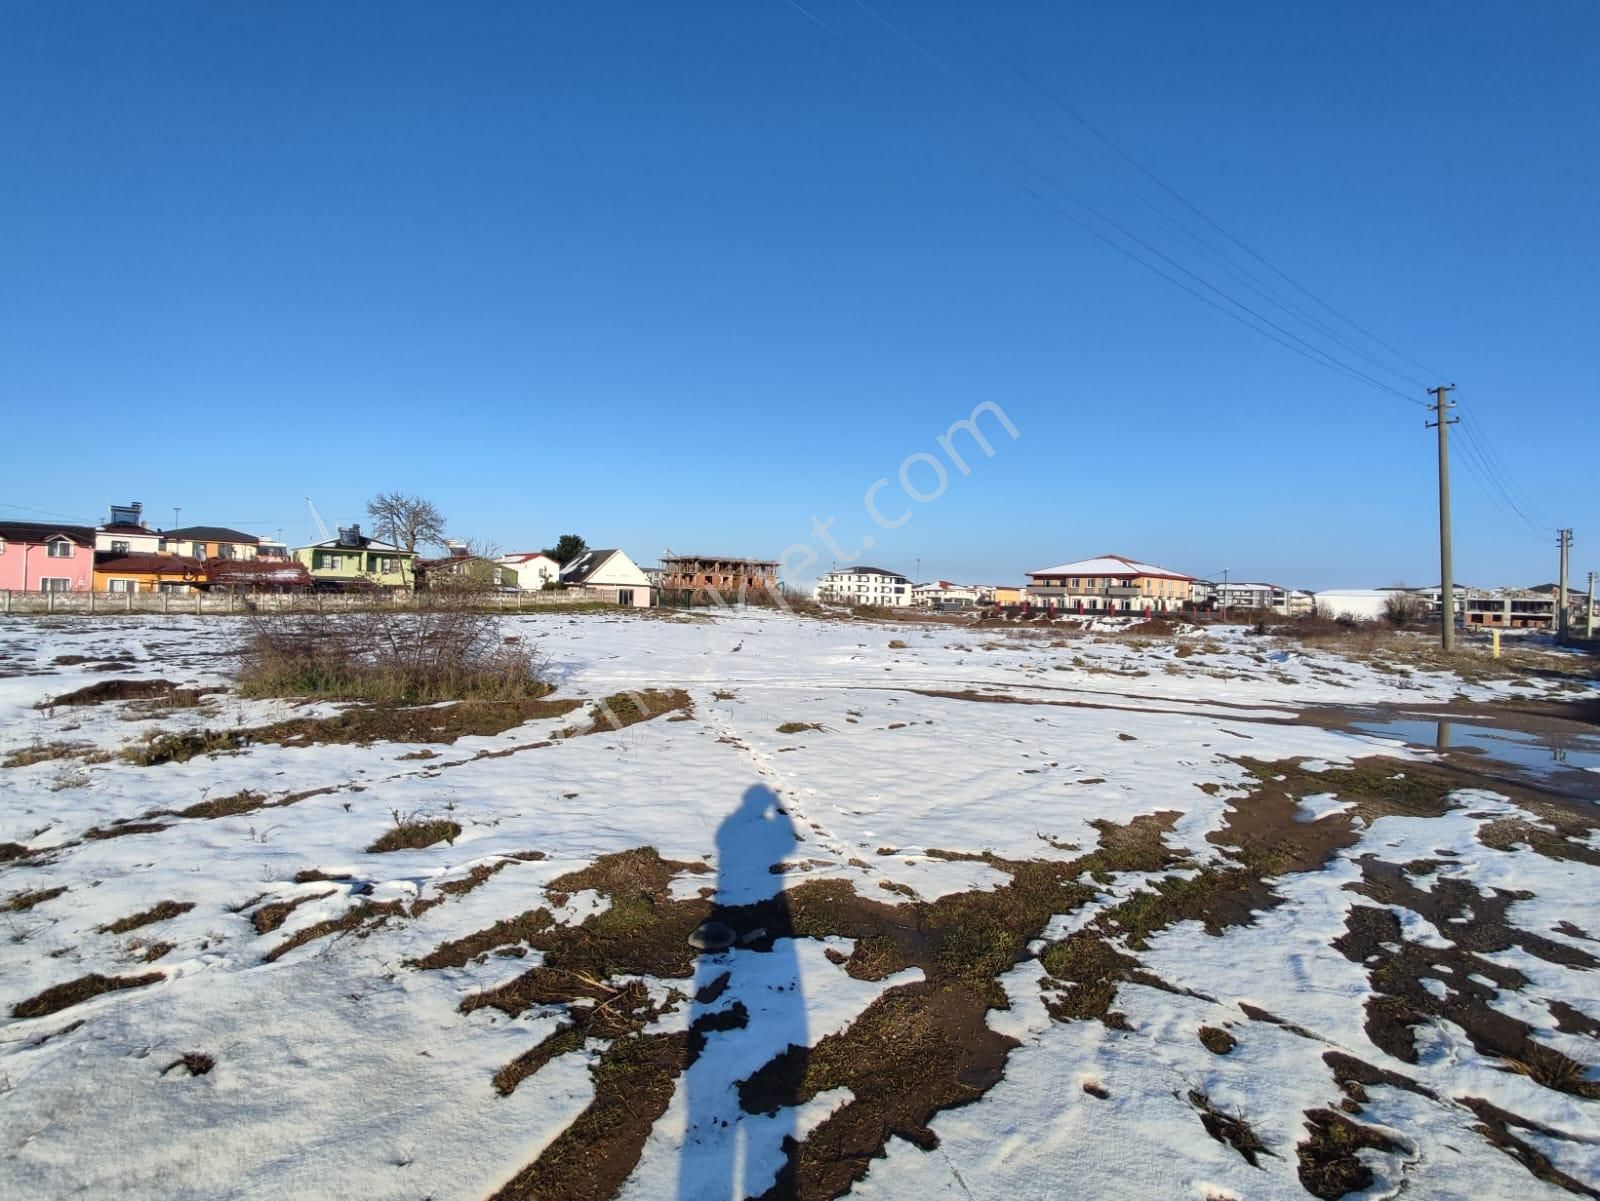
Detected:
left=2, top=1, right=1594, bottom=589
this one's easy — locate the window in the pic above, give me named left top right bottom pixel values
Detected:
left=48, top=539, right=74, bottom=558
left=40, top=577, right=71, bottom=592
left=158, top=582, right=188, bottom=594
left=219, top=544, right=235, bottom=560
left=617, top=589, right=634, bottom=606
left=320, top=553, right=343, bottom=571
left=107, top=579, right=137, bottom=593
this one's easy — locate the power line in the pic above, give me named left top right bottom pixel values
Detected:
left=971, top=25, right=1450, bottom=385
left=1453, top=401, right=1547, bottom=524
left=856, top=0, right=1442, bottom=394
left=1017, top=183, right=1427, bottom=404
left=0, top=502, right=97, bottom=523
left=786, top=0, right=1562, bottom=537
left=790, top=0, right=1428, bottom=408
left=1452, top=412, right=1545, bottom=534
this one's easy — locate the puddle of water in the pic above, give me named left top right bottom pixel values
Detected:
left=1354, top=718, right=1600, bottom=777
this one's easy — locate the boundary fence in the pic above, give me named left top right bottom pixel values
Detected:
left=0, top=589, right=616, bottom=617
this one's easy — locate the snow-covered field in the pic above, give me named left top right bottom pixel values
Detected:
left=0, top=610, right=1596, bottom=1200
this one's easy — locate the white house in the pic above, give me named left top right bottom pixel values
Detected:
left=498, top=551, right=562, bottom=591
left=95, top=502, right=164, bottom=555
left=559, top=548, right=654, bottom=607
left=813, top=566, right=912, bottom=607
left=910, top=581, right=986, bottom=609
left=1214, top=581, right=1313, bottom=616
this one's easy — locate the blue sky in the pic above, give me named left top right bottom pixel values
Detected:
left=2, top=1, right=1594, bottom=589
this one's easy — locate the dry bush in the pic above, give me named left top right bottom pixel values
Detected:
left=1261, top=612, right=1375, bottom=644
left=849, top=604, right=896, bottom=620
left=1383, top=591, right=1424, bottom=627
left=238, top=601, right=545, bottom=703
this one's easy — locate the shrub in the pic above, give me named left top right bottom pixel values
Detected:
left=1383, top=591, right=1424, bottom=627
left=368, top=812, right=462, bottom=853
left=238, top=602, right=546, bottom=704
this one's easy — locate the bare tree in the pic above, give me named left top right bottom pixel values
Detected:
left=1383, top=591, right=1423, bottom=628
left=365, top=492, right=447, bottom=553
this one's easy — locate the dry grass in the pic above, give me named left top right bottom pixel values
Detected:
left=238, top=604, right=547, bottom=704
left=568, top=689, right=693, bottom=735
left=2, top=886, right=66, bottom=913
left=3, top=741, right=94, bottom=769
left=368, top=811, right=462, bottom=854
left=99, top=900, right=194, bottom=935
left=1497, top=1045, right=1594, bottom=1091
left=12, top=971, right=164, bottom=1019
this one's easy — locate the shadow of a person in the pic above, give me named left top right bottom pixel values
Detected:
left=678, top=785, right=806, bottom=1200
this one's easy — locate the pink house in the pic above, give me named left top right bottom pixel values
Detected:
left=0, top=522, right=97, bottom=592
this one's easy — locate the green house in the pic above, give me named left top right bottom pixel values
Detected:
left=293, top=525, right=416, bottom=590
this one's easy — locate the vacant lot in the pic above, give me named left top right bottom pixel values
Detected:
left=1, top=611, right=1596, bottom=1200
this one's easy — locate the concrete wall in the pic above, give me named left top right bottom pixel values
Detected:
left=0, top=588, right=628, bottom=616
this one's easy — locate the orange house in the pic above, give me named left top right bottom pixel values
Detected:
left=93, top=553, right=208, bottom=594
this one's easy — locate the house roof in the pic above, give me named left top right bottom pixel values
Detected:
left=499, top=551, right=559, bottom=565
left=205, top=559, right=313, bottom=585
left=297, top=534, right=407, bottom=553
left=823, top=565, right=908, bottom=579
left=1027, top=554, right=1194, bottom=582
left=0, top=521, right=95, bottom=547
left=559, top=548, right=621, bottom=585
left=94, top=553, right=206, bottom=577
left=165, top=525, right=260, bottom=544
left=98, top=522, right=155, bottom=536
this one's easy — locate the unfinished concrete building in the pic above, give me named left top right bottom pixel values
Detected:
left=659, top=554, right=779, bottom=603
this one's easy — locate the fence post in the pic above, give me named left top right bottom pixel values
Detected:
left=89, top=590, right=95, bottom=614
left=126, top=590, right=133, bottom=612
left=163, top=592, right=169, bottom=615
left=2, top=589, right=8, bottom=615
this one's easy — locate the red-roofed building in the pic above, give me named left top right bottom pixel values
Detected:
left=1025, top=554, right=1195, bottom=614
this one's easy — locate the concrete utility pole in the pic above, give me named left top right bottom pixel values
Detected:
left=1556, top=528, right=1573, bottom=637
left=1587, top=570, right=1596, bottom=639
left=1427, top=386, right=1458, bottom=652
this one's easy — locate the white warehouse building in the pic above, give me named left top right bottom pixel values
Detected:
left=1313, top=589, right=1391, bottom=621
